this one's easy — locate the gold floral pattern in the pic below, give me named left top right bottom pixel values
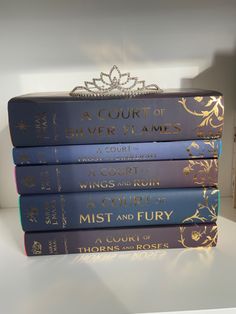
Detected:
left=183, top=159, right=218, bottom=186
left=178, top=96, right=224, bottom=129
left=186, top=141, right=201, bottom=158
left=204, top=140, right=219, bottom=157
left=186, top=140, right=219, bottom=158
left=178, top=225, right=218, bottom=248
left=191, top=231, right=201, bottom=241
left=182, top=188, right=218, bottom=223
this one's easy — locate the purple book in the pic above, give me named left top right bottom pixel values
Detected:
left=8, top=89, right=224, bottom=147
left=25, top=223, right=218, bottom=256
left=15, top=159, right=218, bottom=195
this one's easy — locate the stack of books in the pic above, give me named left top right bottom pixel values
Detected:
left=8, top=66, right=224, bottom=256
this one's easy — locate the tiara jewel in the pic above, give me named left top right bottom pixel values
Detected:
left=70, top=65, right=163, bottom=98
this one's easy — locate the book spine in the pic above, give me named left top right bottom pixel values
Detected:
left=20, top=188, right=219, bottom=232
left=13, top=139, right=221, bottom=165
left=24, top=223, right=218, bottom=256
left=16, top=159, right=218, bottom=195
left=8, top=95, right=224, bottom=147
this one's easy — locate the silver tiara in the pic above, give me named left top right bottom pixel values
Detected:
left=70, top=65, right=163, bottom=98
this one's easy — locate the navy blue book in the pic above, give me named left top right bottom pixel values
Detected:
left=13, top=139, right=221, bottom=165
left=8, top=89, right=224, bottom=147
left=20, top=188, right=219, bottom=232
left=15, top=159, right=218, bottom=195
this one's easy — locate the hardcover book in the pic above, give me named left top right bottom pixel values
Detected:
left=8, top=65, right=224, bottom=147
left=15, top=159, right=218, bottom=195
left=20, top=188, right=219, bottom=231
left=25, top=222, right=218, bottom=256
left=13, top=139, right=221, bottom=165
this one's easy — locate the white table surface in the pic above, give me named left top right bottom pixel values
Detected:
left=0, top=198, right=236, bottom=314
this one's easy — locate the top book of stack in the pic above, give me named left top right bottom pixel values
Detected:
left=8, top=67, right=224, bottom=147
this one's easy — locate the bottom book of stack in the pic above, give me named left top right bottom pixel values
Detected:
left=25, top=223, right=218, bottom=256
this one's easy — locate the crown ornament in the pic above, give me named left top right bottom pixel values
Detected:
left=70, top=65, right=163, bottom=98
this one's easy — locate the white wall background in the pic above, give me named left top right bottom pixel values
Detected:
left=0, top=0, right=236, bottom=208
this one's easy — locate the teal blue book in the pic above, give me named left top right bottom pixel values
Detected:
left=20, top=187, right=219, bottom=232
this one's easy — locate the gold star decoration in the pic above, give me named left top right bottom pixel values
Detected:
left=16, top=121, right=29, bottom=131
left=23, top=176, right=36, bottom=188
left=19, top=154, right=30, bottom=164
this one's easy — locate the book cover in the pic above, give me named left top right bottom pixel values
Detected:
left=20, top=188, right=219, bottom=232
left=8, top=90, right=224, bottom=147
left=25, top=223, right=218, bottom=256
left=15, top=159, right=218, bottom=195
left=13, top=139, right=221, bottom=165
